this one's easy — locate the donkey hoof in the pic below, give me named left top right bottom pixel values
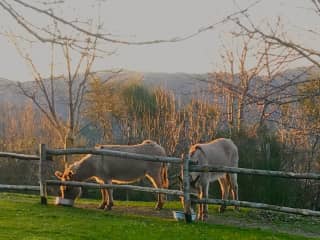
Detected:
left=203, top=214, right=209, bottom=221
left=105, top=203, right=113, bottom=211
left=97, top=204, right=106, bottom=209
left=219, top=205, right=226, bottom=213
left=155, top=203, right=163, bottom=210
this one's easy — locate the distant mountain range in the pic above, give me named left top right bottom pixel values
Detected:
left=0, top=70, right=211, bottom=110
left=0, top=68, right=314, bottom=123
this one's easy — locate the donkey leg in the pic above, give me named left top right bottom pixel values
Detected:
left=105, top=189, right=114, bottom=210
left=202, top=183, right=210, bottom=221
left=105, top=180, right=114, bottom=210
left=196, top=187, right=203, bottom=220
left=97, top=189, right=108, bottom=209
left=198, top=202, right=203, bottom=221
left=229, top=173, right=239, bottom=210
left=218, top=177, right=228, bottom=213
left=94, top=178, right=108, bottom=209
left=146, top=174, right=164, bottom=210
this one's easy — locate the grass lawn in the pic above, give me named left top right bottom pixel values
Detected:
left=0, top=192, right=319, bottom=240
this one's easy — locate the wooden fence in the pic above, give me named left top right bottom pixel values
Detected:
left=182, top=156, right=320, bottom=222
left=0, top=151, right=40, bottom=191
left=1, top=144, right=320, bottom=223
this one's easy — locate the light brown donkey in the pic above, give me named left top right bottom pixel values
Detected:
left=55, top=140, right=169, bottom=210
left=187, top=138, right=239, bottom=221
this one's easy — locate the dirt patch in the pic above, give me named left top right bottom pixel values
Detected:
left=78, top=203, right=174, bottom=219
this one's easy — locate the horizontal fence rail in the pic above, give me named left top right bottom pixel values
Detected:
left=46, top=180, right=184, bottom=196
left=0, top=184, right=40, bottom=191
left=0, top=151, right=40, bottom=193
left=0, top=152, right=39, bottom=161
left=192, top=198, right=320, bottom=217
left=47, top=148, right=182, bottom=164
left=189, top=165, right=320, bottom=180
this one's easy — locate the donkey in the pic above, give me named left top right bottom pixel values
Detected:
left=185, top=138, right=239, bottom=221
left=55, top=140, right=169, bottom=210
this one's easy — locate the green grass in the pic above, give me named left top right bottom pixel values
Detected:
left=0, top=192, right=319, bottom=240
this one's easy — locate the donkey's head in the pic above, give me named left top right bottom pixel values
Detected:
left=178, top=149, right=203, bottom=212
left=178, top=173, right=200, bottom=212
left=55, top=167, right=82, bottom=201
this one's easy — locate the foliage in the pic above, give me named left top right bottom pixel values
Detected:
left=85, top=76, right=123, bottom=142
left=298, top=74, right=320, bottom=135
left=236, top=132, right=289, bottom=205
left=274, top=73, right=320, bottom=210
left=225, top=129, right=311, bottom=210
left=85, top=77, right=220, bottom=156
left=0, top=101, right=61, bottom=153
left=179, top=98, right=220, bottom=147
left=122, top=81, right=157, bottom=118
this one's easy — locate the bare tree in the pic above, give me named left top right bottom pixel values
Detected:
left=231, top=0, right=320, bottom=208
left=232, top=1, right=320, bottom=69
left=8, top=29, right=98, bottom=165
left=208, top=31, right=299, bottom=135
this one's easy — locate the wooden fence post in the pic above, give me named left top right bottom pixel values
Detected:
left=39, top=144, right=47, bottom=205
left=183, top=153, right=192, bottom=223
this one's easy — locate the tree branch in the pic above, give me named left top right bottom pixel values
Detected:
left=7, top=0, right=261, bottom=45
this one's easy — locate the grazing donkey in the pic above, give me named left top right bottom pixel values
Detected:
left=55, top=140, right=169, bottom=210
left=186, top=138, right=239, bottom=221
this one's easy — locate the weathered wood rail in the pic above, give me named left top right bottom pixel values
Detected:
left=0, top=151, right=40, bottom=191
left=46, top=148, right=181, bottom=164
left=192, top=198, right=320, bottom=217
left=0, top=184, right=39, bottom=191
left=46, top=180, right=184, bottom=196
left=0, top=152, right=39, bottom=160
left=189, top=165, right=320, bottom=180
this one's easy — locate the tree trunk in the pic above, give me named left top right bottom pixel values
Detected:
left=64, top=129, right=74, bottom=168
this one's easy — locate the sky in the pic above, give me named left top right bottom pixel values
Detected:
left=0, top=0, right=319, bottom=82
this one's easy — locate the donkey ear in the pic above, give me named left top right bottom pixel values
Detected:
left=55, top=171, right=63, bottom=179
left=189, top=145, right=197, bottom=157
left=189, top=144, right=203, bottom=157
left=189, top=145, right=206, bottom=163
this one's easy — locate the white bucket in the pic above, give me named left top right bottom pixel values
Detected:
left=172, top=211, right=196, bottom=221
left=55, top=197, right=74, bottom=206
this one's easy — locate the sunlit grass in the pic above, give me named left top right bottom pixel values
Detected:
left=0, top=192, right=318, bottom=240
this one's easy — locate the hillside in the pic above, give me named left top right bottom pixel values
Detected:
left=0, top=68, right=312, bottom=122
left=0, top=77, right=24, bottom=104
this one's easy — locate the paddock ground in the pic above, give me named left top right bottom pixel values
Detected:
left=76, top=196, right=320, bottom=238
left=0, top=192, right=319, bottom=239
